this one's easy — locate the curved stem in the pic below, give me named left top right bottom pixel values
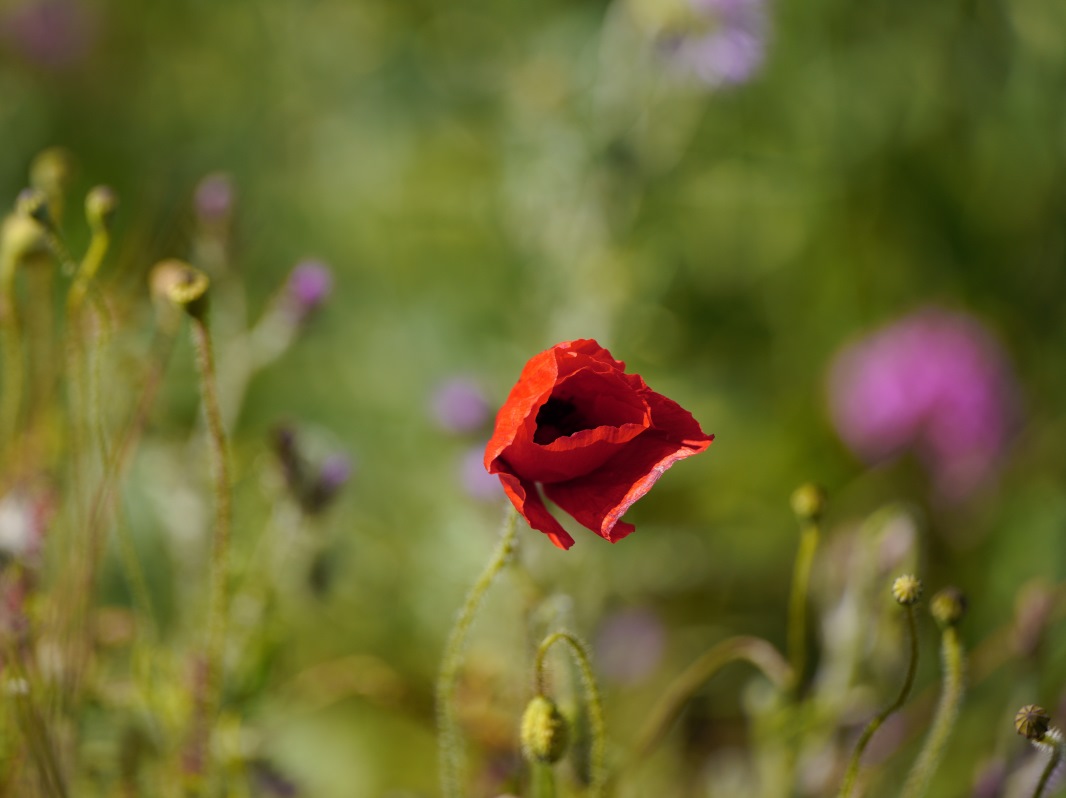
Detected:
left=534, top=631, right=607, bottom=798
left=900, top=626, right=965, bottom=798
left=631, top=635, right=792, bottom=759
left=839, top=604, right=919, bottom=797
left=1031, top=730, right=1064, bottom=798
left=436, top=506, right=519, bottom=798
left=185, top=314, right=232, bottom=795
left=787, top=521, right=820, bottom=692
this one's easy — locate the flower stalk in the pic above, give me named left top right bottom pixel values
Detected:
left=787, top=484, right=826, bottom=692
left=839, top=575, right=922, bottom=798
left=632, top=635, right=792, bottom=759
left=533, top=631, right=606, bottom=797
left=436, top=506, right=519, bottom=798
left=900, top=588, right=967, bottom=798
left=1014, top=705, right=1065, bottom=798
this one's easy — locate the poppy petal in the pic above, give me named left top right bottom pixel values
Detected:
left=495, top=470, right=576, bottom=550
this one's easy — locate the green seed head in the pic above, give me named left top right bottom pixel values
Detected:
left=892, top=574, right=923, bottom=606
left=1015, top=704, right=1051, bottom=741
left=930, top=587, right=967, bottom=628
left=790, top=483, right=827, bottom=524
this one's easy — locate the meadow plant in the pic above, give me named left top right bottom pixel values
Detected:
left=1, top=149, right=1061, bottom=798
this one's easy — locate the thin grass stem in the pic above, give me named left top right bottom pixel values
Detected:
left=436, top=506, right=518, bottom=798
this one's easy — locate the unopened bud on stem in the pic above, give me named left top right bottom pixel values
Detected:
left=85, top=186, right=118, bottom=231
left=930, top=587, right=967, bottom=629
left=892, top=574, right=923, bottom=606
left=790, top=483, right=827, bottom=524
left=1015, top=705, right=1051, bottom=742
left=520, top=695, right=569, bottom=765
left=150, top=259, right=210, bottom=320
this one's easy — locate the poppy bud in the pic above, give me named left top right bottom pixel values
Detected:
left=790, top=483, right=827, bottom=524
left=85, top=186, right=118, bottom=231
left=520, top=695, right=569, bottom=765
left=892, top=574, right=922, bottom=606
left=150, top=259, right=210, bottom=320
left=15, top=187, right=53, bottom=228
left=0, top=213, right=48, bottom=267
left=930, top=587, right=967, bottom=628
left=1015, top=705, right=1051, bottom=742
left=29, top=147, right=74, bottom=198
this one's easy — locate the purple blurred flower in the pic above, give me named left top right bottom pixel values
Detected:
left=271, top=425, right=352, bottom=514
left=430, top=378, right=490, bottom=434
left=828, top=307, right=1019, bottom=502
left=595, top=607, right=666, bottom=685
left=284, top=260, right=332, bottom=323
left=461, top=445, right=503, bottom=502
left=665, top=0, right=768, bottom=88
left=1, top=0, right=94, bottom=71
left=194, top=173, right=235, bottom=225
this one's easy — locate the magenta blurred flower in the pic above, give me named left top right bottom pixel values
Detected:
left=1, top=0, right=94, bottom=71
left=430, top=378, right=490, bottom=434
left=284, top=260, right=332, bottom=323
left=828, top=307, right=1019, bottom=502
left=666, top=0, right=768, bottom=88
left=194, top=173, right=235, bottom=225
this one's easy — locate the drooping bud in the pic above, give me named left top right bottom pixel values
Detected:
left=30, top=147, right=74, bottom=196
left=15, top=188, right=52, bottom=228
left=150, top=259, right=210, bottom=320
left=790, top=483, right=827, bottom=524
left=520, top=695, right=570, bottom=765
left=85, top=186, right=118, bottom=231
left=892, top=574, right=923, bottom=606
left=1015, top=705, right=1051, bottom=742
left=930, top=587, right=967, bottom=628
left=0, top=213, right=48, bottom=268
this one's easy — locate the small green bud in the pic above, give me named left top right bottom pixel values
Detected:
left=520, top=695, right=569, bottom=765
left=30, top=147, right=75, bottom=195
left=0, top=214, right=48, bottom=266
left=790, top=483, right=827, bottom=524
left=85, top=186, right=118, bottom=231
left=150, top=259, right=210, bottom=320
left=892, top=574, right=923, bottom=606
left=1015, top=704, right=1051, bottom=741
left=930, top=587, right=967, bottom=628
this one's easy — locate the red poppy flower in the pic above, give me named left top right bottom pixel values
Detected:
left=485, top=339, right=714, bottom=550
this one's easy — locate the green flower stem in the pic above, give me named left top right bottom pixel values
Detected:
left=531, top=761, right=557, bottom=798
left=787, top=521, right=820, bottom=692
left=437, top=506, right=519, bottom=798
left=23, top=264, right=54, bottom=420
left=0, top=250, right=24, bottom=453
left=839, top=604, right=919, bottom=798
left=1032, top=731, right=1064, bottom=798
left=185, top=313, right=232, bottom=795
left=533, top=631, right=607, bottom=797
left=3, top=637, right=68, bottom=798
left=900, top=626, right=965, bottom=798
left=632, top=635, right=793, bottom=759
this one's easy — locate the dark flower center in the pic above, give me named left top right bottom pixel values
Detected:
left=533, top=396, right=591, bottom=445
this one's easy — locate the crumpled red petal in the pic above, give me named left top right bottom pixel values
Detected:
left=543, top=390, right=711, bottom=540
left=495, top=471, right=576, bottom=550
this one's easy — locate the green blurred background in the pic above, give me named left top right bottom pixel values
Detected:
left=3, top=0, right=1066, bottom=794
